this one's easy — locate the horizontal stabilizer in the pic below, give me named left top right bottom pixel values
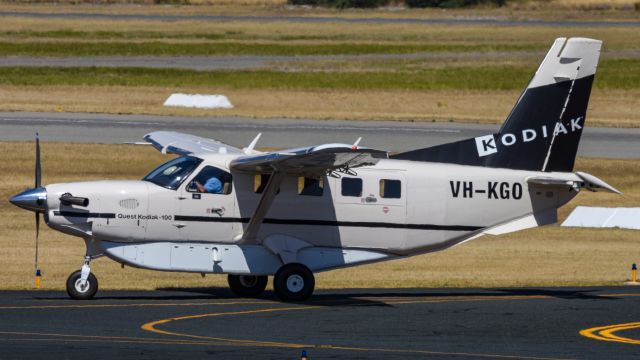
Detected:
left=527, top=172, right=621, bottom=194
left=576, top=171, right=621, bottom=194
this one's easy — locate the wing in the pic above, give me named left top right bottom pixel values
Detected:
left=144, top=131, right=244, bottom=156
left=230, top=143, right=388, bottom=175
left=233, top=143, right=388, bottom=244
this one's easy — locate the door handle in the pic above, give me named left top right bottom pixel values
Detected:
left=176, top=196, right=187, bottom=200
left=365, top=196, right=377, bottom=203
left=211, top=207, right=225, bottom=216
left=173, top=223, right=186, bottom=229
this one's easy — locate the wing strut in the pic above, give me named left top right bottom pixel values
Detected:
left=240, top=170, right=285, bottom=243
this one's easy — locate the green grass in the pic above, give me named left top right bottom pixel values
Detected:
left=1, top=29, right=231, bottom=41
left=0, top=41, right=542, bottom=57
left=0, top=59, right=637, bottom=90
left=0, top=29, right=349, bottom=42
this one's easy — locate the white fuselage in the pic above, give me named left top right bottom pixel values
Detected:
left=43, top=155, right=578, bottom=275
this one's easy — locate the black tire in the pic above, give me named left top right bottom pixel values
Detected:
left=66, top=270, right=98, bottom=300
left=227, top=274, right=268, bottom=297
left=273, top=263, right=315, bottom=302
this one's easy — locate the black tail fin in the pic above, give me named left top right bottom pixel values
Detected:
left=392, top=37, right=602, bottom=172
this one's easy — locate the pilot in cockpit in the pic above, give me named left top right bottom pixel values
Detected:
left=195, top=176, right=223, bottom=194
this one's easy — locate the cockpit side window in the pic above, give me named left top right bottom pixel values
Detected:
left=187, top=166, right=233, bottom=195
left=143, top=156, right=202, bottom=190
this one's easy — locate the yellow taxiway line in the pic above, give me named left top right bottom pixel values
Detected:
left=140, top=294, right=572, bottom=360
left=580, top=322, right=640, bottom=345
left=3, top=292, right=639, bottom=357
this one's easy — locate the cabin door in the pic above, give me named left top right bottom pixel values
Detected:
left=177, top=165, right=237, bottom=243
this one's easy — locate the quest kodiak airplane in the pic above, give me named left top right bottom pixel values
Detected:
left=10, top=37, right=619, bottom=301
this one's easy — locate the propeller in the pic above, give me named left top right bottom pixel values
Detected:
left=34, top=133, right=42, bottom=289
left=9, top=133, right=47, bottom=288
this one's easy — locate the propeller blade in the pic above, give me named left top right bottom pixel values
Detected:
left=35, top=212, right=41, bottom=289
left=35, top=133, right=41, bottom=189
left=35, top=212, right=40, bottom=269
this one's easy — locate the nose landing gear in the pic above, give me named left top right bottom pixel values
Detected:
left=66, top=256, right=98, bottom=300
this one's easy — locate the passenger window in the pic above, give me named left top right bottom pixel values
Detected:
left=380, top=179, right=401, bottom=199
left=341, top=177, right=362, bottom=197
left=254, top=174, right=270, bottom=194
left=187, top=166, right=232, bottom=194
left=298, top=177, right=323, bottom=196
left=254, top=174, right=281, bottom=194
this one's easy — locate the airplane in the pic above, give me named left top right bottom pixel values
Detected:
left=9, top=37, right=620, bottom=301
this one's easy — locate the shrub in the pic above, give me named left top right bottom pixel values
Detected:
left=288, top=0, right=390, bottom=8
left=406, top=0, right=506, bottom=8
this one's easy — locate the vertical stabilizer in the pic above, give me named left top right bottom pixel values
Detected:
left=393, top=37, right=602, bottom=172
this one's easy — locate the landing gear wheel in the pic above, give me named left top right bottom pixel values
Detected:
left=273, top=263, right=315, bottom=302
left=66, top=270, right=98, bottom=300
left=227, top=274, right=268, bottom=297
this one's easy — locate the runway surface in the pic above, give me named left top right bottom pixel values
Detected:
left=1, top=51, right=637, bottom=70
left=1, top=287, right=640, bottom=359
left=2, top=11, right=640, bottom=27
left=1, top=111, right=639, bottom=158
left=0, top=52, right=541, bottom=71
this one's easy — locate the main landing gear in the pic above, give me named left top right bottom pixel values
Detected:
left=66, top=256, right=98, bottom=300
left=227, top=263, right=316, bottom=302
left=227, top=274, right=268, bottom=297
left=273, top=263, right=315, bottom=302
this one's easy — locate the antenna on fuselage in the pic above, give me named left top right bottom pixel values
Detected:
left=244, top=133, right=262, bottom=154
left=352, top=137, right=362, bottom=150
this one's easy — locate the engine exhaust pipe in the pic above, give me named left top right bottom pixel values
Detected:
left=60, top=193, right=89, bottom=207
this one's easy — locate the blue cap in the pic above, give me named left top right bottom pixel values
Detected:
left=301, top=350, right=307, bottom=357
left=36, top=269, right=41, bottom=276
left=204, top=177, right=223, bottom=193
left=633, top=263, right=637, bottom=270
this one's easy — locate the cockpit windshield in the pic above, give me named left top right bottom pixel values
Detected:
left=143, top=156, right=202, bottom=190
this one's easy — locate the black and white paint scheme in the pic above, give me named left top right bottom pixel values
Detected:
left=10, top=38, right=620, bottom=302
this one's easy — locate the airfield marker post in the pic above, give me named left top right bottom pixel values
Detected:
left=632, top=264, right=637, bottom=283
left=35, top=269, right=41, bottom=289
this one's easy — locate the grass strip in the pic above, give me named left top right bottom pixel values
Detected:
left=0, top=41, right=541, bottom=57
left=0, top=30, right=346, bottom=41
left=0, top=59, right=637, bottom=90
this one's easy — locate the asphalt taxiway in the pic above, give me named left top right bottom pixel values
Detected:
left=1, top=287, right=639, bottom=359
left=2, top=111, right=640, bottom=158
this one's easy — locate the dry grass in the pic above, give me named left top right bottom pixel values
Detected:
left=0, top=16, right=638, bottom=51
left=0, top=142, right=637, bottom=291
left=526, top=0, right=640, bottom=10
left=0, top=85, right=637, bottom=127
